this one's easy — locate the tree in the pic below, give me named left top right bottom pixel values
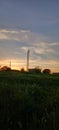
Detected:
left=21, top=68, right=25, bottom=72
left=43, top=69, right=51, bottom=74
left=1, top=66, right=11, bottom=71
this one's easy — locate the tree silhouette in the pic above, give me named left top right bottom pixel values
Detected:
left=43, top=69, right=51, bottom=74
left=1, top=66, right=11, bottom=71
left=21, top=68, right=25, bottom=72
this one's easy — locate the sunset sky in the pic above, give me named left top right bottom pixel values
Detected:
left=0, top=0, right=59, bottom=72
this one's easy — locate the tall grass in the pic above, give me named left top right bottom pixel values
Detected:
left=0, top=70, right=59, bottom=130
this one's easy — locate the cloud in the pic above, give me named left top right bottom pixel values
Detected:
left=0, top=29, right=30, bottom=42
left=49, top=42, right=59, bottom=46
left=0, top=32, right=9, bottom=40
left=0, top=29, right=59, bottom=57
left=0, top=28, right=59, bottom=72
left=0, top=29, right=19, bottom=34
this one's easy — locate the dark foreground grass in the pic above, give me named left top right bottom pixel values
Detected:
left=0, top=70, right=59, bottom=130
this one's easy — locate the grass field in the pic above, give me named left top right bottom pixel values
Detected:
left=0, top=70, right=59, bottom=130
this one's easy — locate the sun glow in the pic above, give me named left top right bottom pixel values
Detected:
left=0, top=58, right=59, bottom=73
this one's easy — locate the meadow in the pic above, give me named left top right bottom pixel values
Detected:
left=0, top=70, right=59, bottom=130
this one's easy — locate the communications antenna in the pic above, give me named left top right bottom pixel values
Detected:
left=9, top=61, right=11, bottom=69
left=27, top=49, right=30, bottom=71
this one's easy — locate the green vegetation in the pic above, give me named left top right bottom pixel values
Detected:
left=0, top=70, right=59, bottom=130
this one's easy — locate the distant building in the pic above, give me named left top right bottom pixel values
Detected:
left=52, top=72, right=59, bottom=76
left=28, top=68, right=41, bottom=73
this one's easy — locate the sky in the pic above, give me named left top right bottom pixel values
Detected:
left=0, top=0, right=59, bottom=72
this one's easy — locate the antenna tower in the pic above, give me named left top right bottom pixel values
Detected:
left=27, top=49, right=30, bottom=71
left=9, top=61, right=11, bottom=69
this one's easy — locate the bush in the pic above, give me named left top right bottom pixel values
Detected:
left=43, top=69, right=51, bottom=74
